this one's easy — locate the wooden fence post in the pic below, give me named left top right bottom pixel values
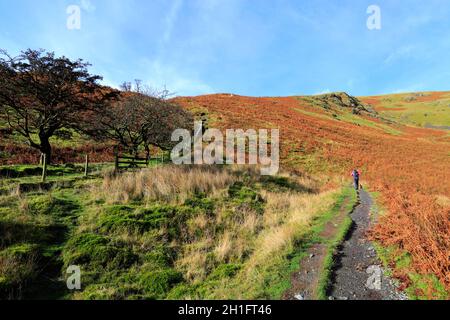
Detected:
left=41, top=154, right=47, bottom=183
left=84, top=154, right=89, bottom=177
left=114, top=147, right=119, bottom=172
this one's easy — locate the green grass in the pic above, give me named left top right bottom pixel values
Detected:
left=0, top=164, right=82, bottom=178
left=315, top=187, right=357, bottom=300
left=0, top=163, right=360, bottom=300
left=0, top=163, right=114, bottom=197
left=337, top=113, right=403, bottom=135
left=253, top=186, right=357, bottom=300
left=0, top=124, right=87, bottom=149
left=64, top=178, right=246, bottom=299
left=0, top=163, right=113, bottom=178
left=363, top=92, right=450, bottom=128
left=0, top=187, right=83, bottom=299
left=293, top=105, right=403, bottom=136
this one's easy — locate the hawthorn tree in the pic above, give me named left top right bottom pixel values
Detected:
left=86, top=85, right=193, bottom=159
left=0, top=49, right=119, bottom=163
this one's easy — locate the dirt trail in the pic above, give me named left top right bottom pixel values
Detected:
left=328, top=189, right=407, bottom=300
left=283, top=196, right=352, bottom=300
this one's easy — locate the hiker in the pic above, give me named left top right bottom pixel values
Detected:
left=351, top=169, right=361, bottom=191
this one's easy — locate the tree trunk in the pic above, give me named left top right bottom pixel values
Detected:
left=39, top=135, right=52, bottom=165
left=145, top=144, right=150, bottom=163
left=132, top=146, right=140, bottom=159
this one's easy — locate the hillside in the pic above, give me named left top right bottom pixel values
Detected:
left=174, top=92, right=450, bottom=297
left=361, top=91, right=450, bottom=129
left=1, top=162, right=359, bottom=299
left=1, top=91, right=449, bottom=299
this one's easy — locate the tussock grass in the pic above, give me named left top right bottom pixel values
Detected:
left=208, top=189, right=340, bottom=299
left=66, top=165, right=341, bottom=299
left=98, top=165, right=235, bottom=204
left=0, top=244, right=39, bottom=299
left=0, top=163, right=349, bottom=300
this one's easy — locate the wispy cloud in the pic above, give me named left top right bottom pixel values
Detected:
left=80, top=0, right=96, bottom=13
left=2, top=0, right=450, bottom=96
left=392, top=83, right=426, bottom=94
left=384, top=45, right=415, bottom=65
left=314, top=89, right=331, bottom=95
left=140, top=59, right=214, bottom=96
left=163, top=0, right=183, bottom=45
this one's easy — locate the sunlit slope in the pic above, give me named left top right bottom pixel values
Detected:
left=175, top=92, right=450, bottom=297
left=360, top=91, right=450, bottom=129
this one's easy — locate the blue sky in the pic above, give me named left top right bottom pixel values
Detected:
left=1, top=0, right=450, bottom=96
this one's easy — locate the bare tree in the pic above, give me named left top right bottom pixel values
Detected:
left=0, top=49, right=120, bottom=163
left=120, top=81, right=132, bottom=92
left=121, top=79, right=172, bottom=98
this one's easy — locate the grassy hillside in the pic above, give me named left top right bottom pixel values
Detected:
left=360, top=91, right=450, bottom=129
left=1, top=91, right=449, bottom=299
left=0, top=164, right=355, bottom=299
left=1, top=91, right=448, bottom=165
left=174, top=92, right=450, bottom=298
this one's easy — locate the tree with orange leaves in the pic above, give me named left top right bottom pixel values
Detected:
left=0, top=49, right=120, bottom=163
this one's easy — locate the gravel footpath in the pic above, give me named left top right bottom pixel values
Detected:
left=328, top=189, right=408, bottom=300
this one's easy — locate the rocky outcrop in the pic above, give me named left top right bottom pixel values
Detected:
left=314, top=92, right=377, bottom=116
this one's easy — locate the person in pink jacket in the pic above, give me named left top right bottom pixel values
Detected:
left=351, top=169, right=361, bottom=191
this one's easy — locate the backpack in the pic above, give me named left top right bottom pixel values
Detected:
left=353, top=170, right=359, bottom=179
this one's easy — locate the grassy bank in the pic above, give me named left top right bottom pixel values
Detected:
left=0, top=164, right=355, bottom=300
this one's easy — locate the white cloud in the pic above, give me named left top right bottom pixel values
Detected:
left=391, top=83, right=425, bottom=94
left=80, top=0, right=96, bottom=13
left=140, top=59, right=214, bottom=96
left=384, top=45, right=415, bottom=65
left=163, top=0, right=183, bottom=44
left=314, top=89, right=331, bottom=95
